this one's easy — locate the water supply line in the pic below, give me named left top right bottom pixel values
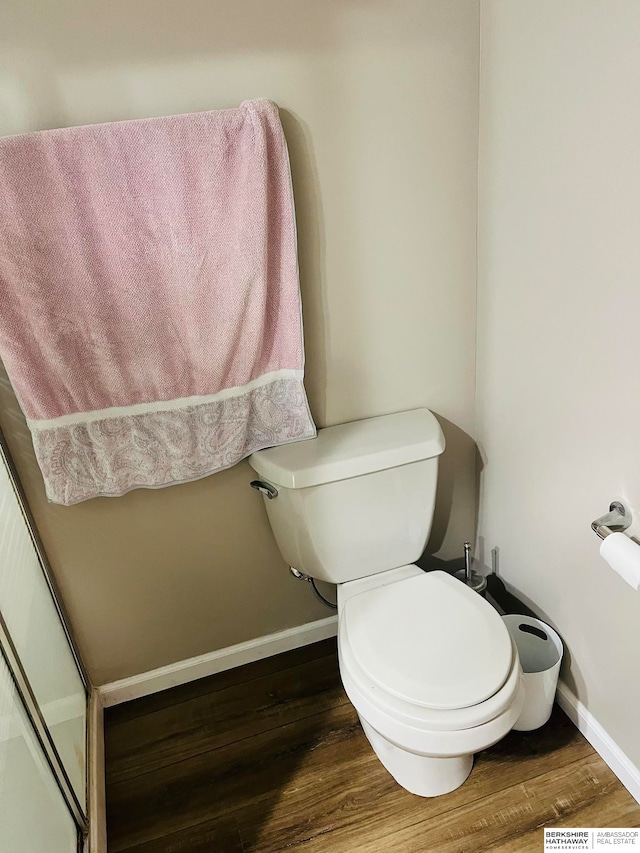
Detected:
left=290, top=567, right=337, bottom=610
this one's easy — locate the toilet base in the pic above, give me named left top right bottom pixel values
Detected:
left=360, top=717, right=474, bottom=797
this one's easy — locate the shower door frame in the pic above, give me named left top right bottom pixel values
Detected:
left=0, top=427, right=100, bottom=851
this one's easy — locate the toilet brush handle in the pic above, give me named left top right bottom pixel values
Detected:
left=463, top=542, right=472, bottom=584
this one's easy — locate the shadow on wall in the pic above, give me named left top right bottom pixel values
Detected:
left=1, top=0, right=462, bottom=67
left=0, top=0, right=461, bottom=133
left=1, top=0, right=343, bottom=135
left=420, top=415, right=481, bottom=564
left=280, top=109, right=329, bottom=427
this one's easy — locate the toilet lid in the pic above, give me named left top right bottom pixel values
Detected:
left=342, top=571, right=513, bottom=711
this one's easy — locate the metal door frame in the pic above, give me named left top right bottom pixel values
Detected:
left=0, top=427, right=90, bottom=845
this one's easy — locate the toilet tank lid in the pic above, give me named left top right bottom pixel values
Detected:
left=248, top=408, right=445, bottom=489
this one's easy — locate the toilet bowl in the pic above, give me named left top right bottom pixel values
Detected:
left=248, top=408, right=525, bottom=796
left=337, top=565, right=525, bottom=796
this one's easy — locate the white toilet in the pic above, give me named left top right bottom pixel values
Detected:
left=249, top=408, right=525, bottom=797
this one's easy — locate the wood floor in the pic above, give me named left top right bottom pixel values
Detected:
left=105, top=638, right=640, bottom=852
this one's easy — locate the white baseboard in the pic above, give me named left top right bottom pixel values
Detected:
left=98, top=615, right=338, bottom=708
left=556, top=679, right=640, bottom=805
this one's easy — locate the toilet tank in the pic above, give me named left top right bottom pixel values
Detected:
left=248, top=409, right=445, bottom=584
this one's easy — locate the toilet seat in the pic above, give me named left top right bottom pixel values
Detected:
left=340, top=629, right=521, bottom=732
left=343, top=570, right=513, bottom=710
left=339, top=570, right=521, bottom=732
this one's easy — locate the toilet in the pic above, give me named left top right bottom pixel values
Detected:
left=249, top=408, right=525, bottom=797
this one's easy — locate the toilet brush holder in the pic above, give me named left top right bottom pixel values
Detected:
left=460, top=570, right=487, bottom=596
left=454, top=542, right=487, bottom=597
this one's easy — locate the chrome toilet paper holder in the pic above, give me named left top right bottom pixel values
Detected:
left=591, top=501, right=631, bottom=540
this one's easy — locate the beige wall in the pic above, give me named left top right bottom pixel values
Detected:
left=477, top=2, right=640, bottom=766
left=0, top=1, right=480, bottom=684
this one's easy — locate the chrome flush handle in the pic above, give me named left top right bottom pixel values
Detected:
left=250, top=480, right=279, bottom=500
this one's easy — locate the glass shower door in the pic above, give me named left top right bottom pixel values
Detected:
left=0, top=652, right=79, bottom=852
left=0, top=435, right=88, bottom=848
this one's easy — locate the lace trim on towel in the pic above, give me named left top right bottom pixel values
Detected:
left=30, top=376, right=316, bottom=505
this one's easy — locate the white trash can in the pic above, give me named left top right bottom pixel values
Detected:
left=502, top=615, right=563, bottom=731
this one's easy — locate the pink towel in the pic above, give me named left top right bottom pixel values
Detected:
left=0, top=100, right=316, bottom=504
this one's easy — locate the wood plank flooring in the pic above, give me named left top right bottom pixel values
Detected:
left=105, top=638, right=640, bottom=852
